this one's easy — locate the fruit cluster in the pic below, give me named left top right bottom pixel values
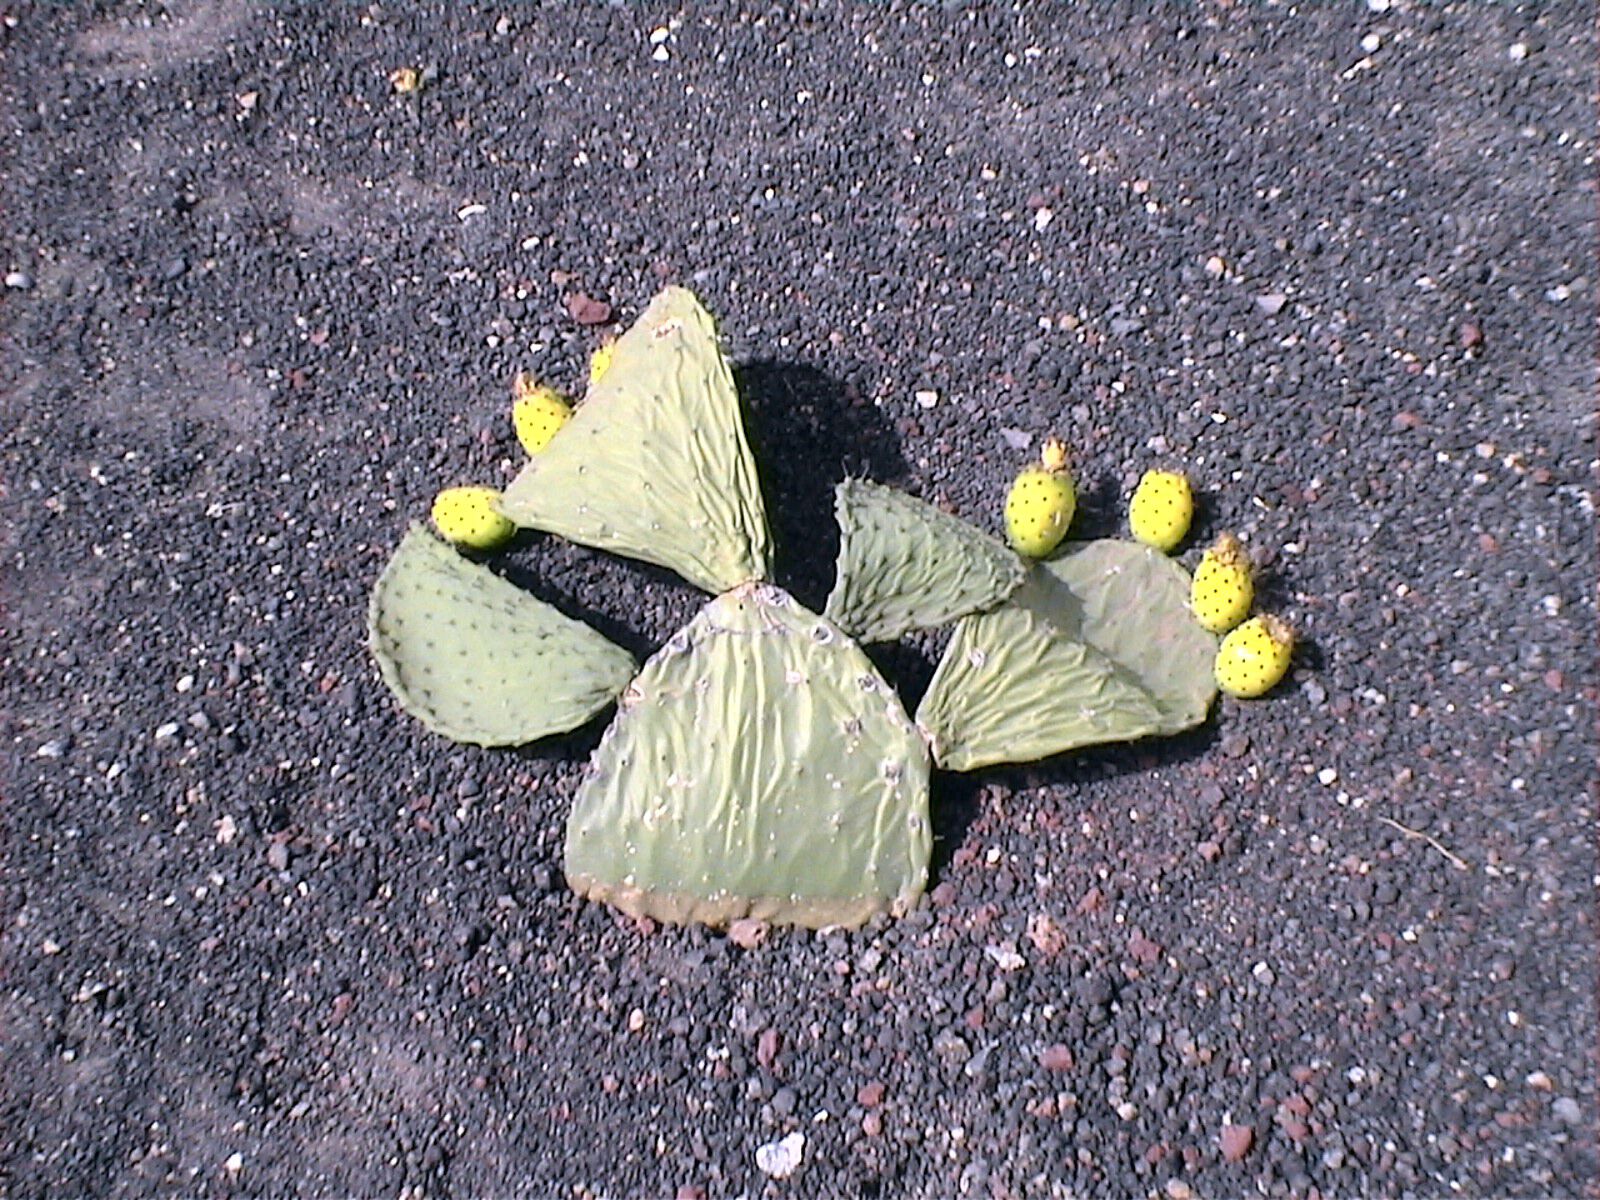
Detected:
left=1003, top=452, right=1294, bottom=699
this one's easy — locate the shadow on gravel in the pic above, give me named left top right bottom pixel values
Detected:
left=493, top=551, right=699, bottom=664
left=1063, top=470, right=1125, bottom=542
left=927, top=718, right=1222, bottom=886
left=737, top=360, right=906, bottom=613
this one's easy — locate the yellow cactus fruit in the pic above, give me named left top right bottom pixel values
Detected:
left=512, top=373, right=572, bottom=455
left=1190, top=533, right=1254, bottom=634
left=588, top=338, right=617, bottom=387
left=431, top=486, right=516, bottom=551
left=1004, top=436, right=1077, bottom=559
left=1128, top=468, right=1194, bottom=553
left=1214, top=614, right=1294, bottom=698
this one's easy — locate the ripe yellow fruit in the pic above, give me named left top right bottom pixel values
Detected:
left=588, top=338, right=617, bottom=387
left=1128, top=469, right=1193, bottom=553
left=1190, top=533, right=1254, bottom=634
left=1214, top=614, right=1294, bottom=698
left=512, top=373, right=572, bottom=455
left=1004, top=437, right=1076, bottom=558
left=431, top=486, right=515, bottom=551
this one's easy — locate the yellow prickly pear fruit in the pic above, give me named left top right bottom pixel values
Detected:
left=588, top=337, right=617, bottom=387
left=512, top=373, right=572, bottom=455
left=1190, top=533, right=1254, bottom=634
left=1004, top=437, right=1076, bottom=558
left=1128, top=468, right=1194, bottom=553
left=431, top=486, right=516, bottom=551
left=1214, top=614, right=1294, bottom=698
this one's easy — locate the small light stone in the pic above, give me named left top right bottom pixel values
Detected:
left=1361, top=33, right=1381, bottom=53
left=754, top=1131, right=804, bottom=1179
left=1508, top=42, right=1528, bottom=62
left=914, top=389, right=939, bottom=410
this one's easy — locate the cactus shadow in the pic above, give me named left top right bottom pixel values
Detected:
left=1066, top=471, right=1126, bottom=542
left=736, top=361, right=907, bottom=613
left=493, top=550, right=700, bottom=664
left=924, top=718, right=1221, bottom=885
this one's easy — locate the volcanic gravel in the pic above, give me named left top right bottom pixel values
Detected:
left=2, top=3, right=1596, bottom=1197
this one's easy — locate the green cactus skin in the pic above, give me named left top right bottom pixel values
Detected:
left=368, top=524, right=636, bottom=746
left=498, top=287, right=772, bottom=595
left=564, top=583, right=931, bottom=930
left=916, top=539, right=1218, bottom=771
left=823, top=479, right=1026, bottom=643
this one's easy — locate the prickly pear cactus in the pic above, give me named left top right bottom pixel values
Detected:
left=824, top=479, right=1025, bottom=643
left=916, top=540, right=1217, bottom=771
left=368, top=286, right=1262, bottom=932
left=498, top=287, right=771, bottom=595
left=368, top=525, right=635, bottom=746
left=564, top=584, right=931, bottom=929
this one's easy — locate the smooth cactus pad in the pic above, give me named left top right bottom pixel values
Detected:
left=368, top=525, right=636, bottom=746
left=824, top=479, right=1026, bottom=643
left=498, top=287, right=772, bottom=595
left=564, top=584, right=931, bottom=929
left=916, top=540, right=1218, bottom=770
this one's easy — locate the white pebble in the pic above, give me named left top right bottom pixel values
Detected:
left=652, top=44, right=669, bottom=62
left=1365, top=0, right=1390, bottom=11
left=1317, top=767, right=1339, bottom=786
left=1033, top=207, right=1053, bottom=232
left=755, top=1131, right=804, bottom=1179
left=649, top=26, right=670, bottom=44
left=1508, top=42, right=1528, bottom=62
left=4, top=270, right=31, bottom=290
left=1361, top=33, right=1381, bottom=53
left=914, top=389, right=939, bottom=410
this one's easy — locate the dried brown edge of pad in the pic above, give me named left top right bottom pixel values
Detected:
left=565, top=873, right=920, bottom=932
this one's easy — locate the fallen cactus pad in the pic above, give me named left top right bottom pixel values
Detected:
left=564, top=583, right=931, bottom=929
left=916, top=539, right=1218, bottom=770
left=498, top=287, right=772, bottom=595
left=824, top=479, right=1025, bottom=643
left=368, top=525, right=636, bottom=746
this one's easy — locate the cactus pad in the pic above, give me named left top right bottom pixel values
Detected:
left=368, top=525, right=635, bottom=746
left=498, top=287, right=772, bottom=594
left=824, top=479, right=1025, bottom=643
left=565, top=584, right=931, bottom=929
left=916, top=539, right=1218, bottom=771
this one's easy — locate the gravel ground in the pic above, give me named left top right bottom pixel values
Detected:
left=3, top=3, right=1596, bottom=1197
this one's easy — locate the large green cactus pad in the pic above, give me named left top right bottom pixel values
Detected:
left=498, top=287, right=771, bottom=595
left=565, top=584, right=931, bottom=929
left=823, top=479, right=1025, bottom=643
left=368, top=525, right=635, bottom=746
left=916, top=539, right=1218, bottom=771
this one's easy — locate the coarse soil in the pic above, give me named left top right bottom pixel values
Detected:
left=2, top=3, right=1596, bottom=1198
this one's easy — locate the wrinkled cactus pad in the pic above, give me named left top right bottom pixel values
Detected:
left=565, top=583, right=931, bottom=929
left=917, top=539, right=1218, bottom=771
left=498, top=287, right=772, bottom=595
left=824, top=479, right=1025, bottom=643
left=368, top=525, right=636, bottom=746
